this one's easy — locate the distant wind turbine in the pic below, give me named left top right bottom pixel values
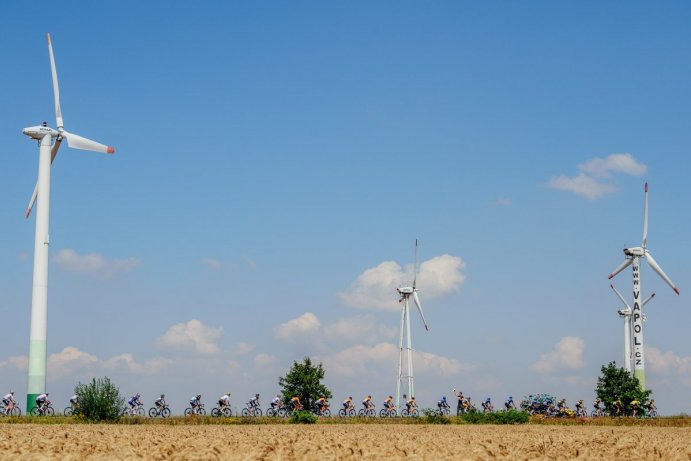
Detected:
left=22, top=33, right=115, bottom=411
left=608, top=183, right=679, bottom=389
left=395, top=240, right=429, bottom=409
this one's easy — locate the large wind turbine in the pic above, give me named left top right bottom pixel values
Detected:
left=395, top=240, right=429, bottom=409
left=22, top=34, right=115, bottom=411
left=610, top=284, right=654, bottom=374
left=608, top=183, right=679, bottom=389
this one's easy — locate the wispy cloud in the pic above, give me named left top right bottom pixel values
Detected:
left=495, top=197, right=512, bottom=206
left=53, top=249, right=141, bottom=279
left=200, top=257, right=222, bottom=270
left=156, top=319, right=224, bottom=354
left=647, top=346, right=691, bottom=375
left=532, top=336, right=586, bottom=373
left=548, top=153, right=647, bottom=200
left=338, top=254, right=466, bottom=311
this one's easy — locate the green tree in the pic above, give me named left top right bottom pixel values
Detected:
left=73, top=376, right=124, bottom=422
left=278, top=357, right=332, bottom=410
left=595, top=362, right=652, bottom=415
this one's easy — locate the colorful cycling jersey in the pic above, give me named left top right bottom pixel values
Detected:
left=37, top=394, right=48, bottom=402
left=129, top=396, right=139, bottom=405
left=2, top=394, right=14, bottom=402
left=220, top=395, right=230, bottom=403
left=271, top=397, right=281, bottom=405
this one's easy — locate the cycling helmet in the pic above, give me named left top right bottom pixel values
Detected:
left=197, top=394, right=201, bottom=399
left=442, top=396, right=447, bottom=401
left=136, top=393, right=140, bottom=398
left=256, top=393, right=260, bottom=397
left=509, top=396, right=513, bottom=400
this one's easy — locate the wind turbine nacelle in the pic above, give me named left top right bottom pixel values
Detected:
left=617, top=308, right=631, bottom=317
left=623, top=247, right=645, bottom=257
left=22, top=125, right=58, bottom=140
left=397, top=287, right=414, bottom=295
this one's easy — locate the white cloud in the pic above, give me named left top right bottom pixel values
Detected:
left=103, top=353, right=171, bottom=375
left=339, top=255, right=466, bottom=311
left=547, top=173, right=617, bottom=200
left=275, top=312, right=321, bottom=342
left=253, top=353, right=278, bottom=369
left=547, top=153, right=647, bottom=200
left=200, top=257, right=222, bottom=270
left=579, top=153, right=647, bottom=178
left=53, top=249, right=141, bottom=278
left=0, top=355, right=28, bottom=371
left=47, top=347, right=99, bottom=378
left=323, top=314, right=397, bottom=344
left=322, top=342, right=469, bottom=378
left=233, top=342, right=256, bottom=357
left=495, top=197, right=512, bottom=206
left=532, top=336, right=586, bottom=373
left=156, top=319, right=224, bottom=354
left=647, top=347, right=691, bottom=375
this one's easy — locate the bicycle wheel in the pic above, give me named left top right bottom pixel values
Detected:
left=136, top=407, right=144, bottom=416
left=241, top=408, right=249, bottom=416
left=338, top=409, right=347, bottom=417
left=650, top=410, right=658, bottom=418
left=10, top=407, right=21, bottom=417
left=411, top=409, right=419, bottom=417
left=357, top=409, right=364, bottom=417
left=211, top=408, right=221, bottom=417
left=64, top=407, right=73, bottom=416
left=149, top=407, right=158, bottom=417
left=223, top=408, right=232, bottom=417
left=29, top=407, right=38, bottom=416
left=321, top=408, right=330, bottom=417
left=184, top=407, right=194, bottom=416
left=198, top=407, right=206, bottom=415
left=45, top=407, right=55, bottom=416
left=379, top=409, right=387, bottom=417
left=162, top=407, right=171, bottom=418
left=390, top=409, right=397, bottom=417
left=254, top=408, right=263, bottom=416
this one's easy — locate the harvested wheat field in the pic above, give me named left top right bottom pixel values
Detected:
left=0, top=424, right=689, bottom=460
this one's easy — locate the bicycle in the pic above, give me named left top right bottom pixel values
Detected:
left=312, top=405, right=331, bottom=417
left=242, top=403, right=263, bottom=417
left=211, top=405, right=232, bottom=417
left=148, top=404, right=171, bottom=418
left=338, top=406, right=356, bottom=417
left=401, top=406, right=419, bottom=417
left=379, top=406, right=397, bottom=417
left=267, top=403, right=288, bottom=417
left=122, top=403, right=145, bottom=416
left=30, top=401, right=55, bottom=416
left=184, top=404, right=206, bottom=416
left=436, top=405, right=451, bottom=416
left=0, top=402, right=21, bottom=416
left=358, top=405, right=376, bottom=417
left=63, top=404, right=78, bottom=416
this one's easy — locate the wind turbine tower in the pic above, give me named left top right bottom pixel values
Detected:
left=22, top=34, right=115, bottom=411
left=608, top=183, right=679, bottom=389
left=610, top=284, right=655, bottom=374
left=395, top=240, right=429, bottom=409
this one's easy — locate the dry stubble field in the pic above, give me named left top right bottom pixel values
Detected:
left=1, top=424, right=690, bottom=460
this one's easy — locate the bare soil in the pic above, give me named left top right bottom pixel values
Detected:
left=0, top=424, right=689, bottom=460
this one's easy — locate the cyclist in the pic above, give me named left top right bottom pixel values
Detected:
left=383, top=395, right=394, bottom=411
left=574, top=399, right=584, bottom=416
left=612, top=397, right=623, bottom=416
left=437, top=396, right=450, bottom=413
left=593, top=398, right=603, bottom=415
left=36, top=392, right=50, bottom=413
left=505, top=396, right=516, bottom=410
left=362, top=395, right=374, bottom=411
left=315, top=396, right=329, bottom=413
left=154, top=394, right=166, bottom=410
left=69, top=394, right=79, bottom=410
left=482, top=397, right=493, bottom=413
left=342, top=396, right=354, bottom=412
left=644, top=399, right=657, bottom=416
left=190, top=394, right=203, bottom=412
left=290, top=396, right=302, bottom=411
left=218, top=392, right=231, bottom=410
left=557, top=398, right=567, bottom=411
left=2, top=391, right=17, bottom=415
left=405, top=396, right=417, bottom=413
left=452, top=389, right=464, bottom=415
left=630, top=399, right=640, bottom=417
left=248, top=393, right=260, bottom=409
left=270, top=395, right=281, bottom=410
left=126, top=393, right=141, bottom=415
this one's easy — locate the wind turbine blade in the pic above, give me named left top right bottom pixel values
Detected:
left=646, top=252, right=680, bottom=295
left=642, top=293, right=655, bottom=307
left=25, top=139, right=62, bottom=219
left=608, top=258, right=632, bottom=280
left=610, top=284, right=630, bottom=309
left=412, top=291, right=429, bottom=331
left=412, top=239, right=418, bottom=289
left=642, top=182, right=648, bottom=248
left=63, top=130, right=115, bottom=154
left=47, top=33, right=63, bottom=130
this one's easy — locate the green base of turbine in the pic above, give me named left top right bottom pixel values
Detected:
left=26, top=394, right=39, bottom=414
left=634, top=369, right=646, bottom=390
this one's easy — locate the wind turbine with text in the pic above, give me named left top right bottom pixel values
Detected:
left=21, top=34, right=115, bottom=411
left=395, top=240, right=429, bottom=409
left=608, top=183, right=679, bottom=390
left=610, top=284, right=655, bottom=374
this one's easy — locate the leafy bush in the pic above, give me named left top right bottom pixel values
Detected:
left=459, top=409, right=529, bottom=424
left=596, top=362, right=652, bottom=415
left=73, top=377, right=124, bottom=422
left=289, top=410, right=317, bottom=424
left=422, top=409, right=451, bottom=424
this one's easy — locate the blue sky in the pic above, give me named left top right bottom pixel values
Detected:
left=1, top=1, right=690, bottom=414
